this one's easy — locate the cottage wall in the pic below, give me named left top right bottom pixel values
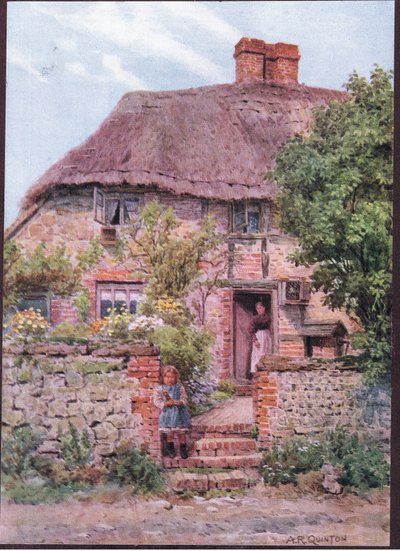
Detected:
left=10, top=187, right=355, bottom=378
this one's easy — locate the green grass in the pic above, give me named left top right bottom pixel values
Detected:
left=2, top=479, right=87, bottom=504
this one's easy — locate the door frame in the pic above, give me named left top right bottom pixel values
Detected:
left=231, top=288, right=278, bottom=380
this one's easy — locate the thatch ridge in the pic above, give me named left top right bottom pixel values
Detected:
left=20, top=79, right=347, bottom=214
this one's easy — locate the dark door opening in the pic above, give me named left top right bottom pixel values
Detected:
left=233, top=292, right=272, bottom=382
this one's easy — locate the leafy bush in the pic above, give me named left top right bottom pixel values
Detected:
left=1, top=477, right=85, bottom=504
left=209, top=390, right=232, bottom=402
left=59, top=422, right=91, bottom=470
left=217, top=379, right=237, bottom=397
left=97, top=307, right=133, bottom=339
left=185, top=366, right=218, bottom=416
left=151, top=324, right=214, bottom=382
left=73, top=288, right=91, bottom=323
left=6, top=309, right=49, bottom=341
left=260, top=425, right=389, bottom=493
left=108, top=448, right=165, bottom=494
left=50, top=322, right=90, bottom=343
left=1, top=426, right=43, bottom=477
left=128, top=314, right=164, bottom=340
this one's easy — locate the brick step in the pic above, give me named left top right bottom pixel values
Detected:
left=235, top=384, right=253, bottom=397
left=193, top=437, right=257, bottom=456
left=191, top=423, right=253, bottom=439
left=163, top=452, right=262, bottom=470
left=167, top=469, right=261, bottom=493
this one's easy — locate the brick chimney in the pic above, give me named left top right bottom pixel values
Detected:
left=234, top=37, right=300, bottom=84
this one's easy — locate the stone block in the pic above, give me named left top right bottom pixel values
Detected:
left=58, top=416, right=87, bottom=433
left=118, top=428, right=139, bottom=442
left=94, top=422, right=119, bottom=442
left=96, top=443, right=116, bottom=456
left=89, top=386, right=109, bottom=402
left=107, top=414, right=128, bottom=429
left=86, top=404, right=108, bottom=426
left=65, top=371, right=84, bottom=388
left=48, top=400, right=68, bottom=418
left=3, top=368, right=18, bottom=384
left=2, top=409, right=25, bottom=427
left=168, top=472, right=209, bottom=493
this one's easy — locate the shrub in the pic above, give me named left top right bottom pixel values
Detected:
left=59, top=422, right=92, bottom=470
left=1, top=477, right=84, bottom=504
left=108, top=448, right=165, bottom=495
left=6, top=309, right=49, bottom=341
left=1, top=425, right=43, bottom=477
left=73, top=288, right=91, bottom=322
left=90, top=318, right=107, bottom=336
left=209, top=390, right=232, bottom=402
left=151, top=324, right=214, bottom=382
left=95, top=307, right=134, bottom=340
left=185, top=366, right=218, bottom=416
left=217, top=379, right=236, bottom=397
left=260, top=425, right=390, bottom=493
left=50, top=322, right=90, bottom=343
left=128, top=314, right=164, bottom=340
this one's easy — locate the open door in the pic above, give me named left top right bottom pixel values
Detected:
left=233, top=292, right=272, bottom=382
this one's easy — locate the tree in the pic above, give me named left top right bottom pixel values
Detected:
left=121, top=200, right=222, bottom=319
left=3, top=241, right=82, bottom=312
left=268, top=66, right=393, bottom=382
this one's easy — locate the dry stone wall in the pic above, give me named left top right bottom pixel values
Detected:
left=253, top=356, right=390, bottom=454
left=2, top=341, right=161, bottom=463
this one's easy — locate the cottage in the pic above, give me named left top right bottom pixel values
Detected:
left=6, top=37, right=355, bottom=382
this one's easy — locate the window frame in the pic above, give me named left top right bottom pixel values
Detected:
left=16, top=292, right=51, bottom=321
left=93, top=188, right=142, bottom=226
left=96, top=282, right=144, bottom=318
left=230, top=200, right=269, bottom=235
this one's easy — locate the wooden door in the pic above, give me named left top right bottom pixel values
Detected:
left=233, top=294, right=254, bottom=381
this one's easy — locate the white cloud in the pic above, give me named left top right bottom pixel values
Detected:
left=102, top=54, right=149, bottom=89
left=56, top=37, right=80, bottom=56
left=160, top=1, right=241, bottom=43
left=7, top=46, right=48, bottom=83
left=34, top=2, right=230, bottom=82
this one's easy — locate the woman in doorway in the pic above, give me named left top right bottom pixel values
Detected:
left=249, top=300, right=271, bottom=376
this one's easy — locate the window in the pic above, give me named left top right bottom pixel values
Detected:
left=232, top=201, right=267, bottom=234
left=94, top=188, right=141, bottom=226
left=96, top=283, right=143, bottom=318
left=17, top=294, right=50, bottom=320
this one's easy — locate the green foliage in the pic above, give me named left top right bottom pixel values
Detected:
left=96, top=307, right=133, bottom=340
left=269, top=67, right=393, bottom=381
left=59, top=422, right=92, bottom=470
left=73, top=288, right=91, bottom=322
left=1, top=426, right=43, bottom=477
left=1, top=476, right=85, bottom=504
left=50, top=322, right=90, bottom=342
left=77, top=237, right=104, bottom=271
left=3, top=241, right=82, bottom=311
left=209, top=390, right=232, bottom=402
left=217, top=379, right=237, bottom=396
left=108, top=448, right=165, bottom=494
left=250, top=425, right=259, bottom=440
left=151, top=324, right=214, bottom=382
left=260, top=425, right=389, bottom=493
left=123, top=200, right=221, bottom=314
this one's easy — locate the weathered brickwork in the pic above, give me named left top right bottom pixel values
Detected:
left=10, top=186, right=356, bottom=376
left=253, top=356, right=391, bottom=453
left=2, top=341, right=161, bottom=462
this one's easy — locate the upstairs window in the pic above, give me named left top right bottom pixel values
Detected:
left=232, top=201, right=268, bottom=234
left=96, top=282, right=143, bottom=318
left=94, top=189, right=141, bottom=226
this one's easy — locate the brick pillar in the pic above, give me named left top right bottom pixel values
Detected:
left=129, top=353, right=161, bottom=460
left=253, top=367, right=278, bottom=449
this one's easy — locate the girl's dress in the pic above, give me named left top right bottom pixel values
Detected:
left=249, top=313, right=272, bottom=374
left=153, top=383, right=191, bottom=433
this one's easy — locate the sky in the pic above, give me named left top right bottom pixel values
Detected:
left=5, top=0, right=395, bottom=228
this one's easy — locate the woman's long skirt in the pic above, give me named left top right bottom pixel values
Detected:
left=250, top=329, right=272, bottom=373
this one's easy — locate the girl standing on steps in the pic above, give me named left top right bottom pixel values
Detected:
left=153, top=365, right=192, bottom=459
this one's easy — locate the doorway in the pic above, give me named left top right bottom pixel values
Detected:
left=233, top=292, right=272, bottom=382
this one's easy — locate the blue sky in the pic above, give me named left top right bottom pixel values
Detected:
left=5, top=1, right=395, bottom=228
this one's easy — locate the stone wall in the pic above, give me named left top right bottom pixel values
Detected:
left=2, top=341, right=161, bottom=463
left=253, top=356, right=391, bottom=454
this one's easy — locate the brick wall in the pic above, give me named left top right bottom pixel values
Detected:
left=253, top=356, right=390, bottom=453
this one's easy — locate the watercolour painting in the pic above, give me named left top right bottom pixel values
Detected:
left=0, top=1, right=396, bottom=547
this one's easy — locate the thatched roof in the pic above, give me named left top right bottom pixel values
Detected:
left=22, top=79, right=346, bottom=211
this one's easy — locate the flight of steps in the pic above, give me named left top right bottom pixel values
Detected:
left=165, top=397, right=263, bottom=493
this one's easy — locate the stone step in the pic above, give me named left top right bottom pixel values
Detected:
left=167, top=469, right=260, bottom=493
left=193, top=437, right=257, bottom=456
left=191, top=423, right=253, bottom=439
left=163, top=452, right=262, bottom=470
